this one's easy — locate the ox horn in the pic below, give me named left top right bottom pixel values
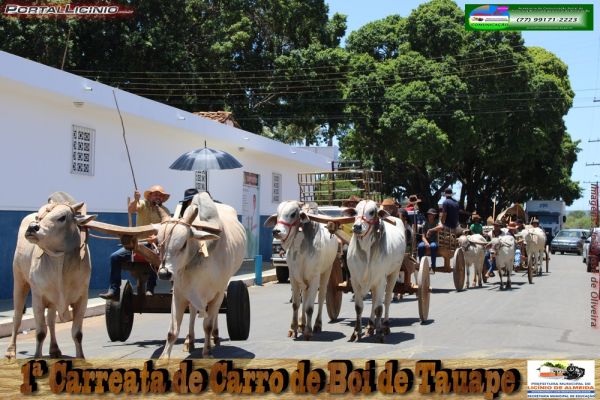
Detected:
left=184, top=206, right=199, bottom=225
left=72, top=202, right=85, bottom=213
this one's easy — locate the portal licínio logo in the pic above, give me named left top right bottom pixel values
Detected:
left=3, top=2, right=133, bottom=18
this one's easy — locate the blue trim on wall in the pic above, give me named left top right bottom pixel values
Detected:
left=0, top=211, right=273, bottom=299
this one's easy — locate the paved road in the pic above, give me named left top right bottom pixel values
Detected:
left=2, top=254, right=598, bottom=359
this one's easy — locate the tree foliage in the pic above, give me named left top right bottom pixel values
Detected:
left=342, top=0, right=581, bottom=215
left=0, top=0, right=582, bottom=213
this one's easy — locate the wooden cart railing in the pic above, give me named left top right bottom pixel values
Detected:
left=298, top=169, right=383, bottom=206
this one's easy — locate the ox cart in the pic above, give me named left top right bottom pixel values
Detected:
left=86, top=221, right=251, bottom=343
left=494, top=204, right=550, bottom=284
left=297, top=162, right=431, bottom=323
left=429, top=229, right=467, bottom=291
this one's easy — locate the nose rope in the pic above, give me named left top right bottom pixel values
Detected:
left=357, top=210, right=379, bottom=239
left=277, top=218, right=300, bottom=244
left=158, top=219, right=192, bottom=268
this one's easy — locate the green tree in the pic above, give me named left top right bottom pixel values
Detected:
left=341, top=0, right=581, bottom=215
left=0, top=0, right=346, bottom=135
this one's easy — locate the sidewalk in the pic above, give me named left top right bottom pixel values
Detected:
left=0, top=266, right=278, bottom=338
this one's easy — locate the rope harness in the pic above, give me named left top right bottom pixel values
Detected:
left=157, top=218, right=193, bottom=269
left=277, top=218, right=301, bottom=244
left=357, top=211, right=379, bottom=240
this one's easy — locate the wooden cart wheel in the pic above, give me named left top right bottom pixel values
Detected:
left=417, top=257, right=430, bottom=322
left=105, top=280, right=134, bottom=342
left=527, top=257, right=533, bottom=284
left=326, top=257, right=343, bottom=321
left=453, top=248, right=466, bottom=292
left=226, top=280, right=251, bottom=340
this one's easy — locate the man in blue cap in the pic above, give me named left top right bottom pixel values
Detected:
left=176, top=188, right=198, bottom=218
left=440, top=187, right=461, bottom=234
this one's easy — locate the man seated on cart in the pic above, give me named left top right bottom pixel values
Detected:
left=99, top=185, right=171, bottom=301
left=418, top=208, right=442, bottom=270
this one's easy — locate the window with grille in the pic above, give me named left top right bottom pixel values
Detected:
left=71, top=125, right=95, bottom=176
left=195, top=170, right=207, bottom=191
left=272, top=173, right=282, bottom=203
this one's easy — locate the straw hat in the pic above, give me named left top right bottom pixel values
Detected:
left=342, top=195, right=361, bottom=207
left=507, top=221, right=518, bottom=230
left=381, top=198, right=397, bottom=207
left=406, top=194, right=421, bottom=205
left=427, top=208, right=438, bottom=215
left=144, top=185, right=170, bottom=202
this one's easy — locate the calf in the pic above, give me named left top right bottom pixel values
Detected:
left=265, top=201, right=338, bottom=340
left=523, top=227, right=547, bottom=276
left=488, top=236, right=516, bottom=290
left=344, top=200, right=406, bottom=342
left=458, top=234, right=487, bottom=288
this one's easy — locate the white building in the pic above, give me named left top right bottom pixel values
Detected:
left=0, top=51, right=333, bottom=298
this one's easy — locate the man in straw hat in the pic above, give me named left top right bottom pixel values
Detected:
left=381, top=198, right=399, bottom=218
left=100, top=184, right=171, bottom=300
left=404, top=194, right=421, bottom=212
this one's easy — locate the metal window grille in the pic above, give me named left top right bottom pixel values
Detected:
left=71, top=125, right=95, bottom=176
left=272, top=173, right=282, bottom=203
left=195, top=170, right=207, bottom=191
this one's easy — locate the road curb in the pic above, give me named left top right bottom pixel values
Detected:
left=0, top=270, right=278, bottom=338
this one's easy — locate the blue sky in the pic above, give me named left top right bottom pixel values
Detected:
left=326, top=0, right=600, bottom=211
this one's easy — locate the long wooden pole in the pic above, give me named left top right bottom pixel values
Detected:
left=127, top=197, right=132, bottom=227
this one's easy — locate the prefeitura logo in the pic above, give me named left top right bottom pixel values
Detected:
left=527, top=360, right=595, bottom=398
left=3, top=2, right=133, bottom=17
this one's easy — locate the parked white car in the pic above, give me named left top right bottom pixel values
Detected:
left=583, top=235, right=590, bottom=264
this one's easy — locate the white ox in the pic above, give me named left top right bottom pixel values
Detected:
left=265, top=201, right=338, bottom=340
left=457, top=234, right=487, bottom=288
left=488, top=235, right=516, bottom=290
left=344, top=200, right=406, bottom=342
left=156, top=193, right=245, bottom=359
left=522, top=227, right=547, bottom=276
left=5, top=193, right=94, bottom=359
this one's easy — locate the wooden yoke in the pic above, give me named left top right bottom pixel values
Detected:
left=305, top=213, right=397, bottom=245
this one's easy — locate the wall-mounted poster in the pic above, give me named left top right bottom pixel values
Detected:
left=242, top=172, right=260, bottom=259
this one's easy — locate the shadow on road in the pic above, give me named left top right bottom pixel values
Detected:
left=293, top=330, right=346, bottom=342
